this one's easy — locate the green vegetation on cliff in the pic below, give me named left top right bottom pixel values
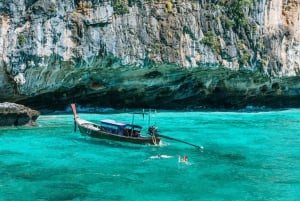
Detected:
left=112, top=0, right=129, bottom=15
left=220, top=0, right=253, bottom=29
left=17, top=33, right=26, bottom=47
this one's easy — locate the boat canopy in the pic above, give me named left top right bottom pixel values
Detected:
left=100, top=119, right=142, bottom=129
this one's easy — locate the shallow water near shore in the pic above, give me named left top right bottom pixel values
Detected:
left=0, top=109, right=300, bottom=200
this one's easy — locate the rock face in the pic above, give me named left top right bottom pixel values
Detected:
left=0, top=102, right=40, bottom=126
left=0, top=0, right=300, bottom=110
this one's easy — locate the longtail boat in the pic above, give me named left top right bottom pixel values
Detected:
left=70, top=104, right=161, bottom=145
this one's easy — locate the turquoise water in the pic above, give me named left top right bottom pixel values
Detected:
left=0, top=109, right=300, bottom=200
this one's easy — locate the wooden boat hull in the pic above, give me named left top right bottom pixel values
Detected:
left=76, top=118, right=160, bottom=145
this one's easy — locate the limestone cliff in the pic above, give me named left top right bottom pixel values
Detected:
left=0, top=0, right=300, bottom=110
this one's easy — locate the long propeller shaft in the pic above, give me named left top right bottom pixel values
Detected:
left=157, top=133, right=203, bottom=149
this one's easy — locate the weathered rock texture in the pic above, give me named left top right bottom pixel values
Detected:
left=0, top=0, right=300, bottom=110
left=0, top=102, right=40, bottom=126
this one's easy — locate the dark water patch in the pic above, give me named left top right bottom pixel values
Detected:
left=0, top=150, right=22, bottom=156
left=32, top=182, right=88, bottom=201
left=5, top=165, right=73, bottom=181
left=220, top=153, right=246, bottom=160
left=200, top=147, right=247, bottom=162
left=202, top=170, right=250, bottom=182
left=45, top=181, right=86, bottom=190
left=1, top=162, right=32, bottom=176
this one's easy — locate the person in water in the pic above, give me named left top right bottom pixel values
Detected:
left=183, top=155, right=188, bottom=162
left=179, top=155, right=188, bottom=163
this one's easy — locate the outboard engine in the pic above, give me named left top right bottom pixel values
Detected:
left=148, top=126, right=158, bottom=136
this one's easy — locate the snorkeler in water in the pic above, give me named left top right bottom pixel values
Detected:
left=179, top=155, right=188, bottom=163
